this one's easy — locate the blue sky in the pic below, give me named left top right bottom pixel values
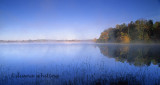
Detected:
left=0, top=0, right=160, bottom=40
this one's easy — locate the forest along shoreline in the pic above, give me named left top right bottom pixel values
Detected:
left=96, top=19, right=160, bottom=44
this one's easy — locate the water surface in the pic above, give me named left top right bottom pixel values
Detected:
left=0, top=43, right=160, bottom=85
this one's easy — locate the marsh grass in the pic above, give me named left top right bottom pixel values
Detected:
left=0, top=66, right=160, bottom=85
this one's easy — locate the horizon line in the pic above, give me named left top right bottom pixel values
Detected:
left=0, top=39, right=94, bottom=41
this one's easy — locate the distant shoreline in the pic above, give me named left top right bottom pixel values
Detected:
left=0, top=40, right=160, bottom=45
left=0, top=40, right=94, bottom=43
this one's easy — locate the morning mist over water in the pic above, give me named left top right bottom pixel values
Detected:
left=0, top=0, right=160, bottom=85
left=0, top=43, right=160, bottom=85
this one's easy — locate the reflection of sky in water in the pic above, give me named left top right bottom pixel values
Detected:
left=0, top=43, right=160, bottom=85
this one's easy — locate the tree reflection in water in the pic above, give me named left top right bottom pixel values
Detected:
left=97, top=44, right=160, bottom=67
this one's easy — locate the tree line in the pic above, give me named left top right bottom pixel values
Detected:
left=97, top=19, right=160, bottom=43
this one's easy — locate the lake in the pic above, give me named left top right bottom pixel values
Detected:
left=0, top=43, right=160, bottom=85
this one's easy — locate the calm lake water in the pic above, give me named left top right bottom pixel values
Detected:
left=0, top=43, right=160, bottom=85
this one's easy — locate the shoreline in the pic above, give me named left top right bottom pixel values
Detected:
left=0, top=41, right=160, bottom=45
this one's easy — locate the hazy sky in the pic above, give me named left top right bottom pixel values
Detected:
left=0, top=0, right=160, bottom=40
